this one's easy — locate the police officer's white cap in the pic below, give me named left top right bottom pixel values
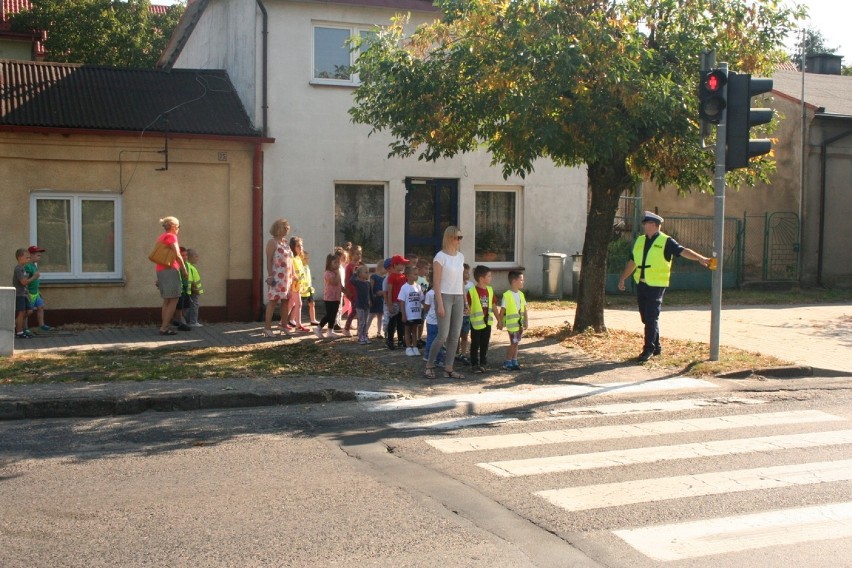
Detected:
left=641, top=211, right=664, bottom=224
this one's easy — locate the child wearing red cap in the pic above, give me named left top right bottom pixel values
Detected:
left=384, top=254, right=409, bottom=350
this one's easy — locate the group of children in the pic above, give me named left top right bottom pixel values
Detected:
left=12, top=246, right=51, bottom=340
left=312, top=248, right=529, bottom=373
left=13, top=243, right=205, bottom=339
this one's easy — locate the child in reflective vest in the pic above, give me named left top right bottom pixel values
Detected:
left=497, top=270, right=527, bottom=371
left=467, top=265, right=498, bottom=373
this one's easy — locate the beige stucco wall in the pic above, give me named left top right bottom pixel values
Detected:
left=0, top=131, right=257, bottom=317
left=175, top=0, right=589, bottom=296
left=0, top=39, right=33, bottom=61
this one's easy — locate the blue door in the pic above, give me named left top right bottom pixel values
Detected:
left=404, top=178, right=459, bottom=259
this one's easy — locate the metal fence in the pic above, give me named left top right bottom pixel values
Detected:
left=741, top=212, right=800, bottom=282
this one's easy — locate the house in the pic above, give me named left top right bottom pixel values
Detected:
left=641, top=59, right=852, bottom=289
left=1, top=0, right=175, bottom=62
left=157, top=0, right=588, bottom=297
left=0, top=59, right=272, bottom=324
left=0, top=0, right=45, bottom=60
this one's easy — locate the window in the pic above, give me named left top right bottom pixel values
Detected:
left=475, top=188, right=520, bottom=264
left=334, top=183, right=385, bottom=262
left=30, top=193, right=122, bottom=281
left=313, top=24, right=377, bottom=85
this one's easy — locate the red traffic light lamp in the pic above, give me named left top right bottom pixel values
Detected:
left=699, top=69, right=727, bottom=124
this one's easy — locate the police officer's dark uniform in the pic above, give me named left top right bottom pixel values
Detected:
left=618, top=211, right=710, bottom=362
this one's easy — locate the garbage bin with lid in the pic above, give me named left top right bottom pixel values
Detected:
left=540, top=252, right=567, bottom=299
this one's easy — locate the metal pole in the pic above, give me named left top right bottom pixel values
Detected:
left=709, top=63, right=728, bottom=361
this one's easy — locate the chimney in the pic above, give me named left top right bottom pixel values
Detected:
left=805, top=53, right=843, bottom=75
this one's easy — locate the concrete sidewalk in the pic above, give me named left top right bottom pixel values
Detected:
left=2, top=302, right=849, bottom=420
left=538, top=303, right=852, bottom=375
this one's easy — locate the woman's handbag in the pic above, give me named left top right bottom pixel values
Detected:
left=148, top=241, right=177, bottom=267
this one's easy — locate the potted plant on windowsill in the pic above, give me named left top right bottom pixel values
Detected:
left=476, top=229, right=500, bottom=262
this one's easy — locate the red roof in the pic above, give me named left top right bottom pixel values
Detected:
left=2, top=1, right=172, bottom=21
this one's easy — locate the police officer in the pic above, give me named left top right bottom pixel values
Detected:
left=618, top=211, right=711, bottom=361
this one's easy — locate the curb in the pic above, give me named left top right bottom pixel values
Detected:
left=0, top=389, right=401, bottom=421
left=716, top=365, right=815, bottom=379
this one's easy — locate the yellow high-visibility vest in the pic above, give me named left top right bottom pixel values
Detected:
left=468, top=285, right=495, bottom=330
left=501, top=289, right=527, bottom=332
left=632, top=233, right=672, bottom=287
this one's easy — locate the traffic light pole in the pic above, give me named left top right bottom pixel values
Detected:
left=709, top=63, right=728, bottom=361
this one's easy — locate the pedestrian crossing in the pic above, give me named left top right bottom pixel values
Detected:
left=410, top=402, right=852, bottom=563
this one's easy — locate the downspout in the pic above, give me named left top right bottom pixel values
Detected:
left=817, top=127, right=852, bottom=287
left=252, top=143, right=264, bottom=319
left=256, top=0, right=268, bottom=138
left=252, top=0, right=269, bottom=319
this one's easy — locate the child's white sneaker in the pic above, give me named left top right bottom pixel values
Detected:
left=326, top=330, right=341, bottom=339
left=314, top=327, right=323, bottom=338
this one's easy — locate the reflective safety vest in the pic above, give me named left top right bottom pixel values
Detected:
left=185, top=262, right=203, bottom=295
left=468, top=286, right=495, bottom=330
left=293, top=256, right=309, bottom=295
left=501, top=290, right=527, bottom=332
left=632, top=232, right=672, bottom=287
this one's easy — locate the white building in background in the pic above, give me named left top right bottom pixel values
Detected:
left=160, top=0, right=587, bottom=295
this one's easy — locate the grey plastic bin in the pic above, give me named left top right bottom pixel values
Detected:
left=540, top=252, right=567, bottom=299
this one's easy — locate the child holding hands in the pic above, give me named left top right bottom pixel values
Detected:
left=468, top=265, right=499, bottom=373
left=497, top=270, right=528, bottom=371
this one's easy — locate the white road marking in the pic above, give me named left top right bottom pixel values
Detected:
left=388, top=415, right=517, bottom=430
left=477, top=428, right=852, bottom=477
left=427, top=410, right=843, bottom=453
left=354, top=391, right=402, bottom=401
left=388, top=398, right=766, bottom=432
left=537, top=459, right=852, bottom=511
left=547, top=397, right=766, bottom=417
left=614, top=502, right=852, bottom=561
left=365, top=377, right=718, bottom=411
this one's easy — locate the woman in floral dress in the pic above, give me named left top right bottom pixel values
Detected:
left=263, top=218, right=294, bottom=338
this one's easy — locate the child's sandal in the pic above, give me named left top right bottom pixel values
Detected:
left=444, top=370, right=465, bottom=379
left=423, top=367, right=436, bottom=379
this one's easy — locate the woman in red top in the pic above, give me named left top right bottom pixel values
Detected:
left=155, top=216, right=188, bottom=335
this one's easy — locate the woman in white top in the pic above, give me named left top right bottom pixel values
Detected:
left=425, top=225, right=466, bottom=379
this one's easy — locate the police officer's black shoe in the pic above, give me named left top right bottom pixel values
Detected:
left=653, top=346, right=661, bottom=356
left=638, top=350, right=654, bottom=362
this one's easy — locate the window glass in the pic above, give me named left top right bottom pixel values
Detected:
left=334, top=184, right=384, bottom=262
left=82, top=200, right=116, bottom=273
left=35, top=199, right=72, bottom=273
left=32, top=194, right=121, bottom=280
left=314, top=26, right=352, bottom=80
left=475, top=190, right=517, bottom=263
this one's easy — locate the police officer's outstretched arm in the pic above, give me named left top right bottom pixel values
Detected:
left=681, top=248, right=711, bottom=267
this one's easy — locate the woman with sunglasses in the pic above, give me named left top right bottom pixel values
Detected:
left=424, top=225, right=466, bottom=379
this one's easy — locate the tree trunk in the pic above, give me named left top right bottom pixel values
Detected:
left=573, top=157, right=634, bottom=333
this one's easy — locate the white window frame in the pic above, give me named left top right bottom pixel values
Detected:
left=29, top=192, right=123, bottom=281
left=311, top=22, right=377, bottom=86
left=474, top=186, right=523, bottom=267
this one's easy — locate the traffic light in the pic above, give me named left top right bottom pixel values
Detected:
left=699, top=68, right=727, bottom=125
left=725, top=72, right=773, bottom=171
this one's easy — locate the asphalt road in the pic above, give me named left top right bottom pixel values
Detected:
left=3, top=375, right=852, bottom=567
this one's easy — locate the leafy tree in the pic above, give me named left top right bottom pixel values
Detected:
left=790, top=27, right=839, bottom=71
left=350, top=0, right=803, bottom=333
left=10, top=0, right=184, bottom=68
